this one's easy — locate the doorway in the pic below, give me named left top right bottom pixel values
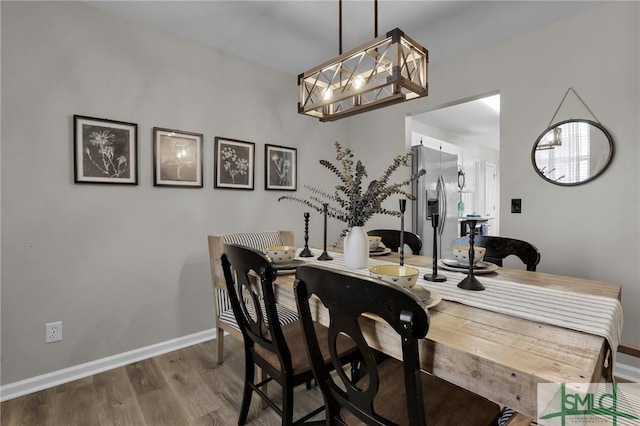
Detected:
left=408, top=94, right=500, bottom=235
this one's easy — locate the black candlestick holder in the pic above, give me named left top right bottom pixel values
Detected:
left=317, top=203, right=333, bottom=261
left=399, top=199, right=406, bottom=266
left=457, top=218, right=488, bottom=291
left=424, top=212, right=446, bottom=282
left=299, top=212, right=314, bottom=257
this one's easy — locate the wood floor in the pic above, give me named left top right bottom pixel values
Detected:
left=0, top=338, right=325, bottom=425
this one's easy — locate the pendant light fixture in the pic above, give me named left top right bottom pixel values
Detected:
left=298, top=0, right=428, bottom=122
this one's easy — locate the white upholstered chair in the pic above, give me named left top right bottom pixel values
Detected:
left=208, top=231, right=299, bottom=364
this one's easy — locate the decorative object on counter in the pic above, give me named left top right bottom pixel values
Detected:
left=457, top=217, right=488, bottom=291
left=457, top=168, right=466, bottom=217
left=214, top=137, right=255, bottom=190
left=265, top=144, right=297, bottom=191
left=298, top=0, right=428, bottom=122
left=398, top=199, right=406, bottom=266
left=153, top=127, right=203, bottom=188
left=424, top=198, right=446, bottom=282
left=73, top=115, right=138, bottom=185
left=299, top=212, right=314, bottom=257
left=532, top=87, right=614, bottom=186
left=318, top=203, right=333, bottom=261
left=278, top=141, right=425, bottom=267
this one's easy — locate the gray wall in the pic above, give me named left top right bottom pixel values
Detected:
left=2, top=0, right=639, bottom=386
left=350, top=1, right=640, bottom=361
left=0, top=1, right=349, bottom=384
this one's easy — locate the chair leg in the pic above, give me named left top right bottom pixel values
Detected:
left=258, top=367, right=269, bottom=410
left=238, top=354, right=255, bottom=425
left=216, top=327, right=224, bottom=365
left=281, top=378, right=294, bottom=426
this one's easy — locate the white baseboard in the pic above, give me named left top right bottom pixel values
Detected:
left=2, top=328, right=637, bottom=402
left=0, top=328, right=216, bottom=402
left=616, top=361, right=640, bottom=382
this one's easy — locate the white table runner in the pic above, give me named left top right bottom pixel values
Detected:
left=296, top=250, right=623, bottom=372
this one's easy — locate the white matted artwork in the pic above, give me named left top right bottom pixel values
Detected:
left=214, top=137, right=255, bottom=190
left=265, top=144, right=297, bottom=191
left=153, top=127, right=203, bottom=188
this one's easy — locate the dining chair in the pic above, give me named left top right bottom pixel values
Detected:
left=208, top=231, right=299, bottom=364
left=294, top=264, right=501, bottom=426
left=221, top=244, right=358, bottom=425
left=450, top=235, right=541, bottom=271
left=367, top=229, right=423, bottom=255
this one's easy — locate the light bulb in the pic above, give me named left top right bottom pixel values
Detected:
left=353, top=75, right=365, bottom=89
left=322, top=88, right=333, bottom=100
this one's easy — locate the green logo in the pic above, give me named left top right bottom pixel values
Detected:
left=538, top=383, right=640, bottom=425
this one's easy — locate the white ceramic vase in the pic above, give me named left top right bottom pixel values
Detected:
left=343, top=226, right=369, bottom=269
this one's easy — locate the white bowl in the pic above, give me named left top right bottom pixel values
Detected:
left=451, top=245, right=486, bottom=266
left=368, top=236, right=382, bottom=251
left=369, top=264, right=420, bottom=288
left=266, top=246, right=296, bottom=265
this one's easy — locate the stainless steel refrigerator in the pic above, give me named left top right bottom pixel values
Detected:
left=411, top=144, right=459, bottom=259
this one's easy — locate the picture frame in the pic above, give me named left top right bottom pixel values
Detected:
left=214, top=137, right=255, bottom=190
left=265, top=144, right=297, bottom=191
left=153, top=127, right=203, bottom=188
left=74, top=115, right=138, bottom=185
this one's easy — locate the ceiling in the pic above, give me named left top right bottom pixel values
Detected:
left=411, top=95, right=501, bottom=151
left=85, top=1, right=605, bottom=149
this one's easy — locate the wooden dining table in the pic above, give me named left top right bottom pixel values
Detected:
left=272, top=250, right=622, bottom=419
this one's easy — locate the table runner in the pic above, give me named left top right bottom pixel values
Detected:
left=295, top=250, right=623, bottom=373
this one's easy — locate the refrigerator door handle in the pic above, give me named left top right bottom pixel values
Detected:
left=437, top=175, right=446, bottom=236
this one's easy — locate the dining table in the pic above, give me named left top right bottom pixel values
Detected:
left=271, top=248, right=623, bottom=419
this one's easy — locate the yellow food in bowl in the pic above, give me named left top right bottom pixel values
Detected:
left=266, top=246, right=296, bottom=265
left=369, top=264, right=420, bottom=288
left=451, top=245, right=486, bottom=266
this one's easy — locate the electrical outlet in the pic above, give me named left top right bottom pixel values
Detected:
left=45, top=321, right=62, bottom=343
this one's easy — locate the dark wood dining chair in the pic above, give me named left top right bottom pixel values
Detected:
left=209, top=231, right=299, bottom=364
left=367, top=229, right=423, bottom=255
left=221, top=244, right=358, bottom=425
left=294, top=264, right=501, bottom=426
left=451, top=235, right=541, bottom=271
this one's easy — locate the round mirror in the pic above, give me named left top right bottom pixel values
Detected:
left=531, top=119, right=614, bottom=186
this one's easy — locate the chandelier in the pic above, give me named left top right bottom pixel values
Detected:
left=298, top=1, right=428, bottom=122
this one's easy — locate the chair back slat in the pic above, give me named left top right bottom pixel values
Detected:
left=295, top=264, right=429, bottom=425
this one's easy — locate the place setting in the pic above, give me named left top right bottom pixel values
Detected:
left=438, top=244, right=499, bottom=274
left=367, top=235, right=391, bottom=256
left=368, top=264, right=442, bottom=309
left=266, top=245, right=305, bottom=274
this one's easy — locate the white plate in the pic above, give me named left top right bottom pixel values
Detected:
left=438, top=259, right=499, bottom=274
left=369, top=247, right=392, bottom=256
left=408, top=286, right=442, bottom=309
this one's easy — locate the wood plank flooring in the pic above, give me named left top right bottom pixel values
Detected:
left=1, top=338, right=324, bottom=426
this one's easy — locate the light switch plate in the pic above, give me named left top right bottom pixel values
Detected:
left=511, top=198, right=522, bottom=214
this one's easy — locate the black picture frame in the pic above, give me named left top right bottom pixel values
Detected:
left=74, top=115, right=138, bottom=184
left=153, top=127, right=203, bottom=188
left=214, top=137, right=255, bottom=190
left=265, top=144, right=297, bottom=191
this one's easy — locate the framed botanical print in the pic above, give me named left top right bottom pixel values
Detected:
left=214, top=137, right=255, bottom=190
left=74, top=115, right=138, bottom=184
left=153, top=127, right=203, bottom=188
left=265, top=144, right=297, bottom=191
